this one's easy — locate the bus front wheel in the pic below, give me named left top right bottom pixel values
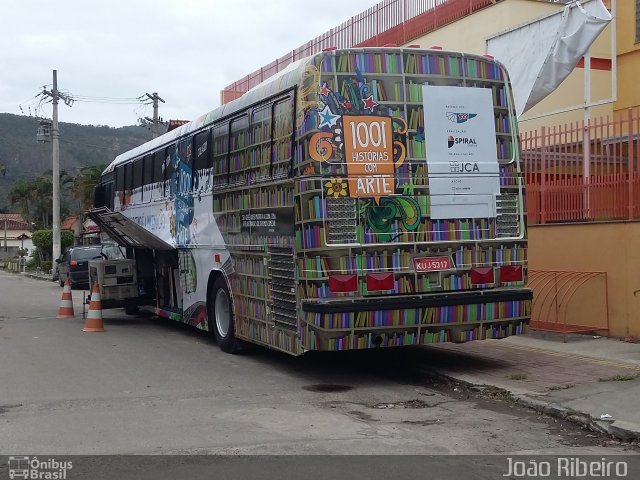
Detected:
left=208, top=276, right=237, bottom=353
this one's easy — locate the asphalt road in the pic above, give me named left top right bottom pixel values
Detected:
left=0, top=270, right=638, bottom=477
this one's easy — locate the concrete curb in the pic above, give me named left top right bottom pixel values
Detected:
left=20, top=272, right=52, bottom=282
left=431, top=369, right=640, bottom=443
left=1, top=269, right=51, bottom=282
left=509, top=386, right=640, bottom=443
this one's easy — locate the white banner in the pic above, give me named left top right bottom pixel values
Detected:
left=423, top=85, right=500, bottom=219
left=486, top=0, right=612, bottom=116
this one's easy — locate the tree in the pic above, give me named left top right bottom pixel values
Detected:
left=30, top=176, right=52, bottom=228
left=7, top=179, right=32, bottom=222
left=71, top=164, right=106, bottom=213
left=31, top=229, right=74, bottom=261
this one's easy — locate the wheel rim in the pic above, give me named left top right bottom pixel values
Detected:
left=215, top=289, right=230, bottom=338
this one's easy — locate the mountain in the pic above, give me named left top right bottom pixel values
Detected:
left=0, top=113, right=153, bottom=210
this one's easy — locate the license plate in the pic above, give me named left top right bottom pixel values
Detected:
left=413, top=256, right=453, bottom=273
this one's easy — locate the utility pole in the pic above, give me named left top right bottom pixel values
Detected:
left=51, top=70, right=60, bottom=264
left=42, top=70, right=73, bottom=263
left=145, top=92, right=165, bottom=138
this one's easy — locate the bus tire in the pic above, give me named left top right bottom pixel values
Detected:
left=208, top=276, right=237, bottom=353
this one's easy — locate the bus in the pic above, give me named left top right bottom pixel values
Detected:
left=89, top=47, right=532, bottom=355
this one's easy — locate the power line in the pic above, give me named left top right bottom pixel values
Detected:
left=72, top=93, right=146, bottom=104
left=58, top=138, right=126, bottom=150
left=18, top=86, right=165, bottom=133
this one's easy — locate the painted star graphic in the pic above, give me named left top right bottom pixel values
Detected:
left=319, top=83, right=331, bottom=96
left=318, top=104, right=340, bottom=128
left=363, top=95, right=377, bottom=112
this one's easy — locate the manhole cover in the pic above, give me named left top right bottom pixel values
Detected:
left=302, top=384, right=353, bottom=393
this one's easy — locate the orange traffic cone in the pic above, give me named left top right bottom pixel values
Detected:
left=83, top=282, right=105, bottom=332
left=56, top=278, right=75, bottom=319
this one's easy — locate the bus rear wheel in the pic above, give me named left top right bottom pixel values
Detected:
left=208, top=276, right=237, bottom=353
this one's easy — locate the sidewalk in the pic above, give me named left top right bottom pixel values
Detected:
left=426, top=331, right=640, bottom=442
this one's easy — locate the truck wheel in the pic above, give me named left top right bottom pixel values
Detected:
left=208, top=276, right=237, bottom=353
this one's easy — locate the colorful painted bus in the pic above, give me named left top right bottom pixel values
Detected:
left=89, top=47, right=532, bottom=355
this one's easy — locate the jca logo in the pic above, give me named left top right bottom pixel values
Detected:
left=450, top=161, right=480, bottom=173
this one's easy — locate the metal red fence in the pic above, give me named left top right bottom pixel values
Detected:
left=522, top=108, right=640, bottom=224
left=221, top=0, right=496, bottom=103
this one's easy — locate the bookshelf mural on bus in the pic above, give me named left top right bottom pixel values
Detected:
left=307, top=73, right=422, bottom=236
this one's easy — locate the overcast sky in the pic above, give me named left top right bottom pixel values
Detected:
left=0, top=0, right=378, bottom=128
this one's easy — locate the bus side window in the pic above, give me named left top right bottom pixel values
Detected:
left=152, top=151, right=163, bottom=200
left=124, top=162, right=133, bottom=193
left=272, top=95, right=294, bottom=179
left=193, top=130, right=211, bottom=193
left=142, top=154, right=153, bottom=202
left=94, top=184, right=105, bottom=208
left=212, top=122, right=229, bottom=191
left=115, top=165, right=125, bottom=210
left=132, top=157, right=144, bottom=204
left=122, top=161, right=133, bottom=208
left=98, top=172, right=114, bottom=210
left=251, top=103, right=272, bottom=183
left=177, top=136, right=193, bottom=194
left=106, top=182, right=114, bottom=210
left=115, top=165, right=125, bottom=193
left=229, top=115, right=248, bottom=187
left=164, top=144, right=176, bottom=198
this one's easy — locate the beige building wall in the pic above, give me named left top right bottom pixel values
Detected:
left=529, top=222, right=640, bottom=339
left=401, top=0, right=614, bottom=133
left=614, top=0, right=640, bottom=113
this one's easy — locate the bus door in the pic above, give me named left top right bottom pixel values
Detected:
left=86, top=207, right=177, bottom=308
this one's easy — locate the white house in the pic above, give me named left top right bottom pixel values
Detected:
left=0, top=213, right=33, bottom=260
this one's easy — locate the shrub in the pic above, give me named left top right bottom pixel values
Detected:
left=31, top=230, right=75, bottom=260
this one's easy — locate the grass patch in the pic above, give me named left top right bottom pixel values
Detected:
left=598, top=373, right=640, bottom=382
left=508, top=373, right=528, bottom=381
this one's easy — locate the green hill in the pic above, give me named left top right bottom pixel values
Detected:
left=0, top=113, right=153, bottom=210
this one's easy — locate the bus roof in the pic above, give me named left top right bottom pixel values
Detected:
left=105, top=56, right=313, bottom=174
left=105, top=47, right=507, bottom=174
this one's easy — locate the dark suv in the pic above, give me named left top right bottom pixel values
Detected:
left=56, top=245, right=105, bottom=288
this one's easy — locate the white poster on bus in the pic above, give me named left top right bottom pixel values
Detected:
left=422, top=85, right=500, bottom=219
